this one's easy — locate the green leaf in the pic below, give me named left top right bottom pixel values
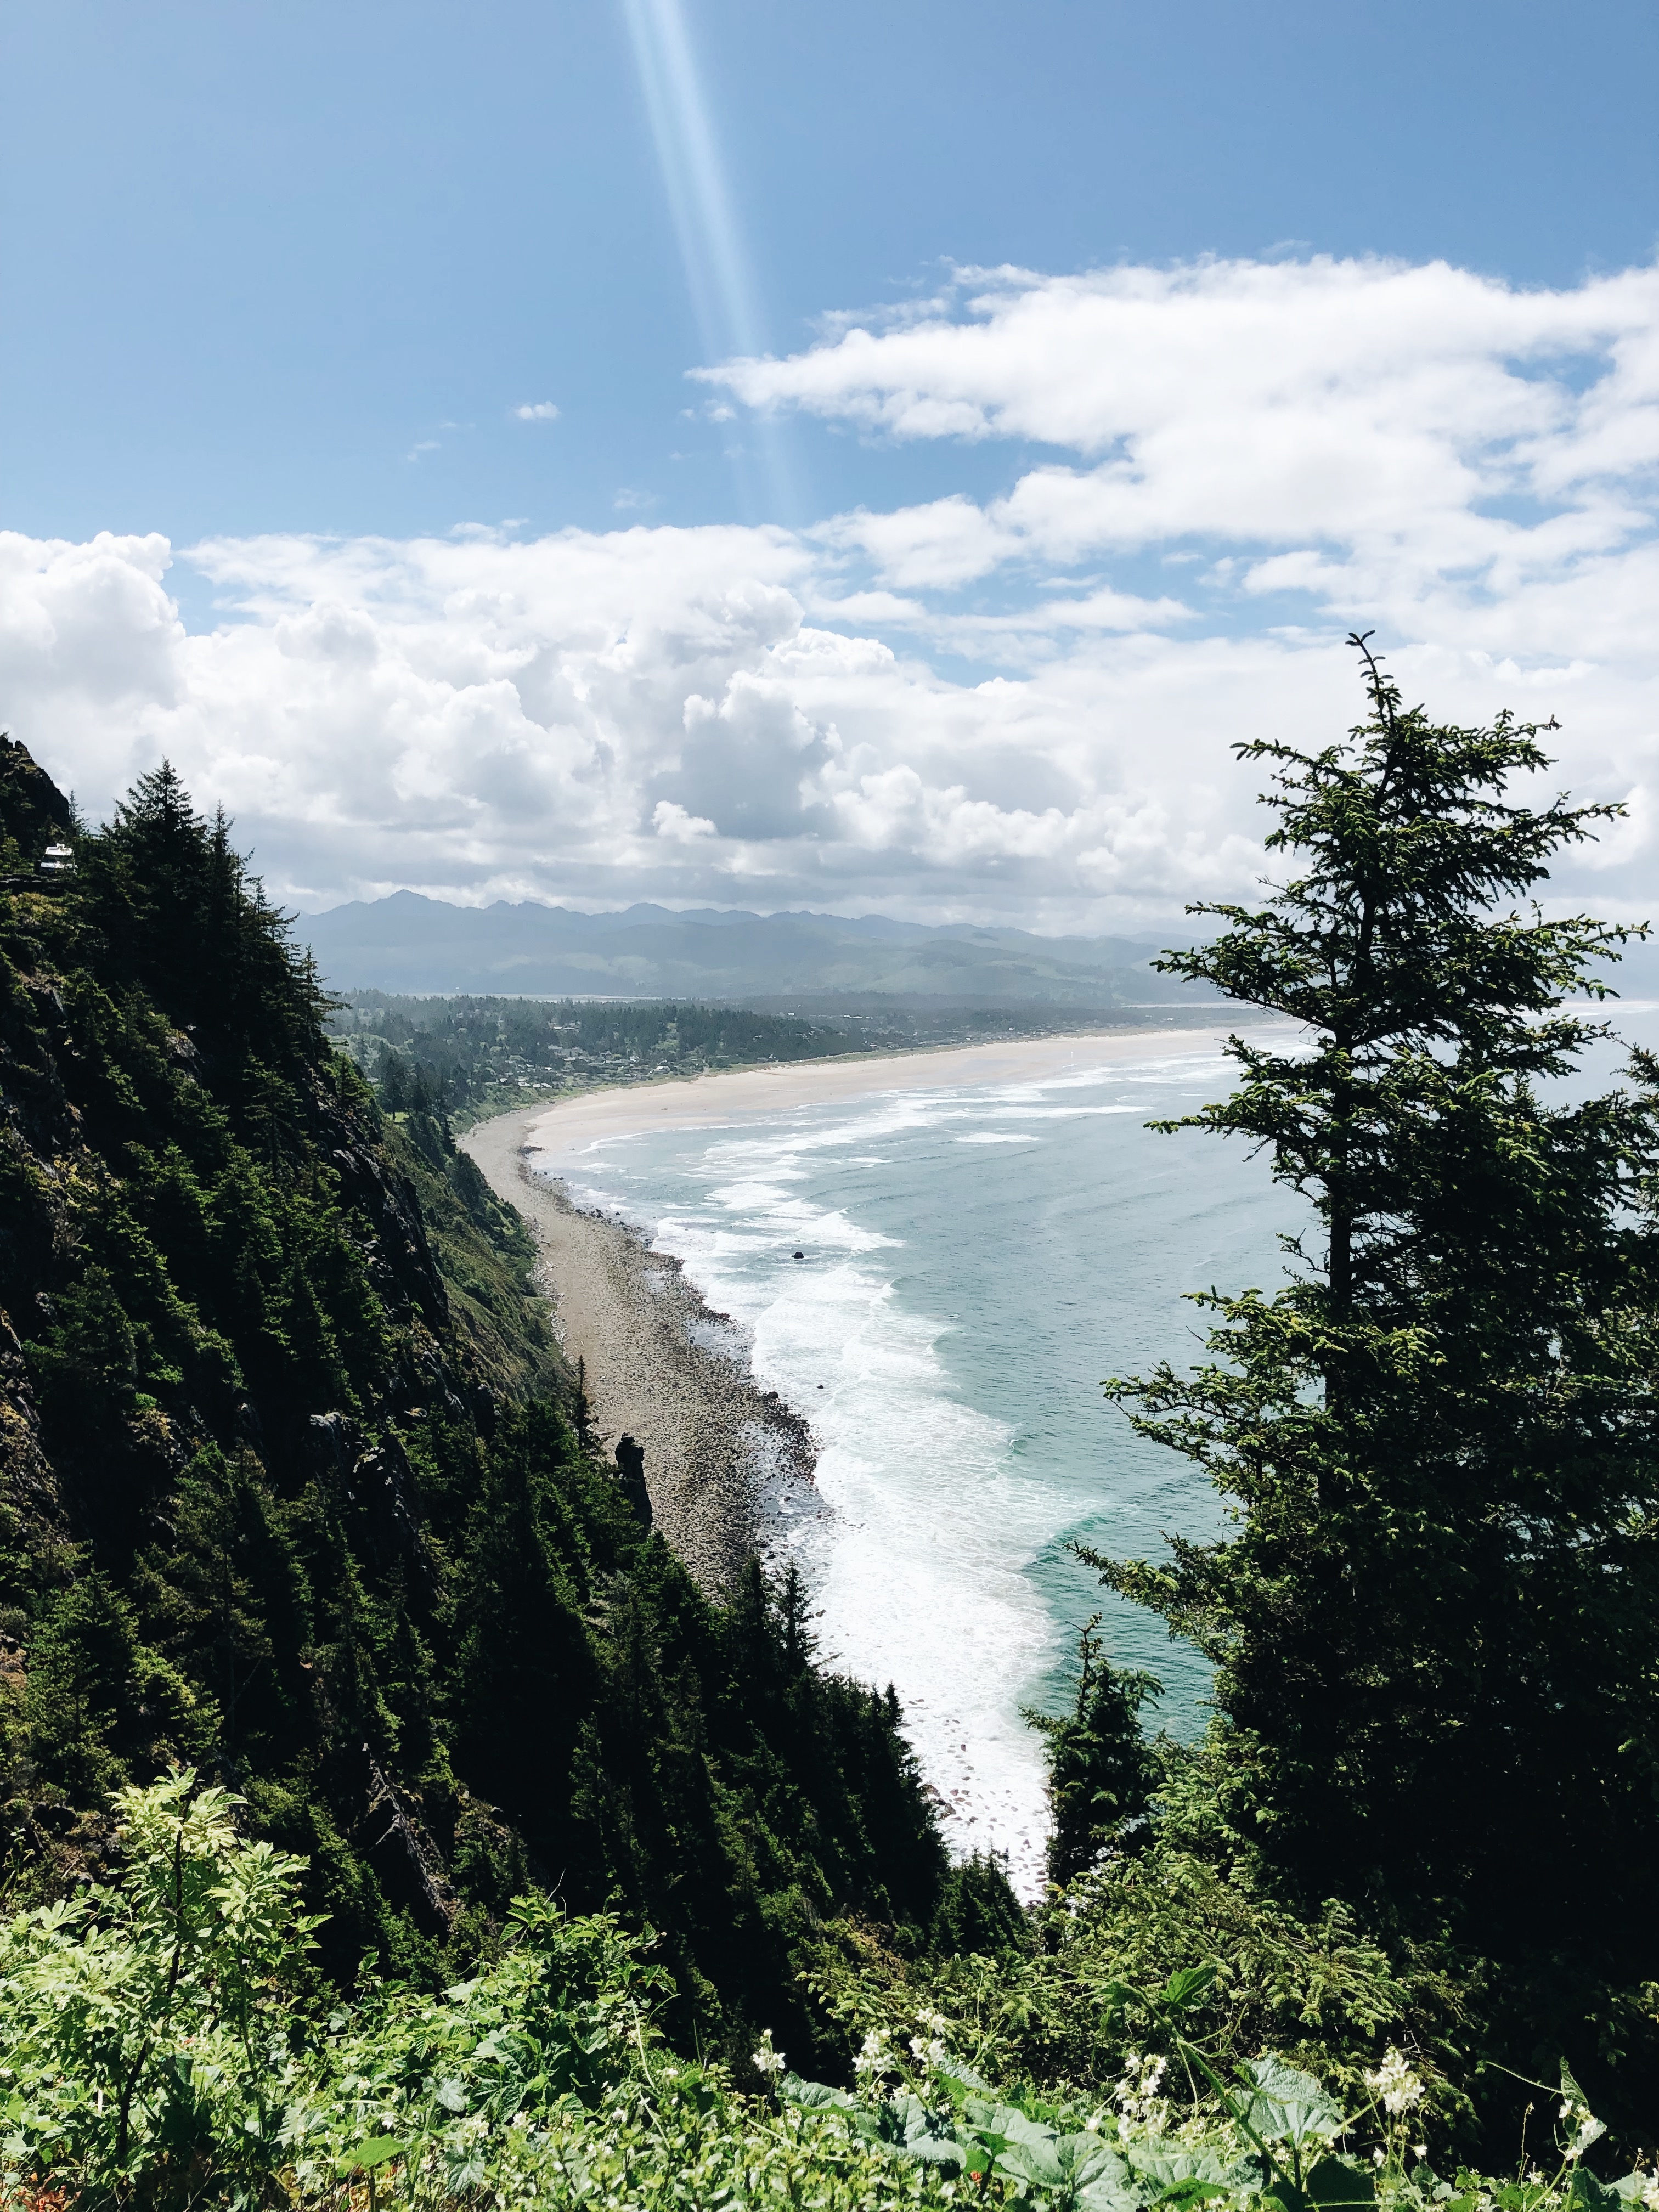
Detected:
left=1262, top=2187, right=1312, bottom=2212
left=1561, top=2061, right=1592, bottom=2111
left=1568, top=2171, right=1624, bottom=2212
left=1239, top=2056, right=1342, bottom=2149
left=1161, top=1965, right=1219, bottom=2013
left=999, top=2141, right=1067, bottom=2189
left=435, top=2075, right=468, bottom=2113
left=1129, top=2146, right=1259, bottom=2194
left=936, top=2059, right=994, bottom=2096
left=1079, top=2161, right=1155, bottom=2212
left=340, top=2136, right=407, bottom=2173
left=780, top=2074, right=857, bottom=2113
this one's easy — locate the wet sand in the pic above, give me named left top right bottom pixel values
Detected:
left=461, top=1023, right=1233, bottom=1593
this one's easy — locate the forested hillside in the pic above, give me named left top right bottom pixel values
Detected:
left=0, top=740, right=980, bottom=2075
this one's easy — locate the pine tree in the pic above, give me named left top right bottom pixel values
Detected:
left=1025, top=1617, right=1159, bottom=1891
left=1086, top=638, right=1659, bottom=2012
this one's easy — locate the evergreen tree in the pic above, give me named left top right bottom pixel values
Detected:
left=1, top=742, right=955, bottom=2052
left=1086, top=638, right=1659, bottom=2052
left=1025, top=1616, right=1159, bottom=1891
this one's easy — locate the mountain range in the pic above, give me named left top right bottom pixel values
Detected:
left=299, top=892, right=1220, bottom=1009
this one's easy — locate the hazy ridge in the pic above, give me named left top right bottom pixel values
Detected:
left=301, top=890, right=1224, bottom=1008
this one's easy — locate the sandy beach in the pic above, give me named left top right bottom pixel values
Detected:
left=519, top=1024, right=1229, bottom=1157
left=461, top=1023, right=1232, bottom=1593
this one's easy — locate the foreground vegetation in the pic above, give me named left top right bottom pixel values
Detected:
left=8, top=625, right=1659, bottom=2203
left=0, top=1768, right=1641, bottom=2210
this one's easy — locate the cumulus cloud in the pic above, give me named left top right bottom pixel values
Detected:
left=512, top=400, right=561, bottom=422
left=2, top=257, right=1657, bottom=930
left=710, top=257, right=1659, bottom=623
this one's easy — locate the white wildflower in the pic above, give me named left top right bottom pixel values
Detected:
left=1115, top=2051, right=1171, bottom=2134
left=752, top=2029, right=786, bottom=2079
left=1413, top=2146, right=1427, bottom=2161
left=1528, top=2171, right=1544, bottom=2187
left=1373, top=2151, right=1386, bottom=2169
left=1365, top=2047, right=1425, bottom=2117
left=854, top=2028, right=891, bottom=2077
left=1639, top=2174, right=1659, bottom=2211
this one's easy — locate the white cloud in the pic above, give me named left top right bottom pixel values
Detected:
left=3, top=257, right=1658, bottom=932
left=513, top=400, right=561, bottom=422
left=653, top=799, right=718, bottom=840
left=708, top=256, right=1659, bottom=622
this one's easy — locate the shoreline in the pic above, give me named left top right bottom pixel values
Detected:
left=508, top=1019, right=1236, bottom=1158
left=460, top=1108, right=819, bottom=1595
left=460, top=1021, right=1237, bottom=1598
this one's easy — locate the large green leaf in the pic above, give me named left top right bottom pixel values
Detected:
left=848, top=2090, right=965, bottom=2167
left=1238, top=2056, right=1342, bottom=2148
left=338, top=2136, right=408, bottom=2174
left=780, top=2073, right=857, bottom=2113
left=1161, top=1966, right=1220, bottom=2013
left=1079, top=2157, right=1157, bottom=2212
left=937, top=2059, right=995, bottom=2095
left=1128, top=2144, right=1260, bottom=2194
left=1567, top=2171, right=1625, bottom=2212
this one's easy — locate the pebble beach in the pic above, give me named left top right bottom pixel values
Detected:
left=460, top=1101, right=817, bottom=1593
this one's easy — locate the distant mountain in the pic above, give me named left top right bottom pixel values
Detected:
left=298, top=892, right=1220, bottom=1008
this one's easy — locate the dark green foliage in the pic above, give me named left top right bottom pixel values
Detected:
left=1025, top=1615, right=1159, bottom=1891
left=0, top=733, right=75, bottom=876
left=929, top=1852, right=1029, bottom=1957
left=1085, top=639, right=1659, bottom=2130
left=331, top=990, right=867, bottom=1126
left=0, top=746, right=950, bottom=2057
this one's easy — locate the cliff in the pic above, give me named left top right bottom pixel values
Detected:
left=0, top=745, right=960, bottom=2066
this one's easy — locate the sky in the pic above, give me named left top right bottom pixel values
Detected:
left=3, top=0, right=1658, bottom=927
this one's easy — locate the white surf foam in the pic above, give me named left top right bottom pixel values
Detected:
left=535, top=1041, right=1255, bottom=1898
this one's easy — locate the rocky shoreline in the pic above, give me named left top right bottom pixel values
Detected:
left=459, top=1104, right=816, bottom=1595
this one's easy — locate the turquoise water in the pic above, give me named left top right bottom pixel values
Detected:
left=535, top=1035, right=1296, bottom=1889
left=532, top=1007, right=1659, bottom=1893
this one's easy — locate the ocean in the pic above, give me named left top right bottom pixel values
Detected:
left=529, top=1007, right=1659, bottom=1897
left=527, top=1032, right=1300, bottom=1893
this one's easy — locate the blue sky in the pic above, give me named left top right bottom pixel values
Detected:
left=3, top=2, right=1658, bottom=923
left=10, top=0, right=1657, bottom=544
